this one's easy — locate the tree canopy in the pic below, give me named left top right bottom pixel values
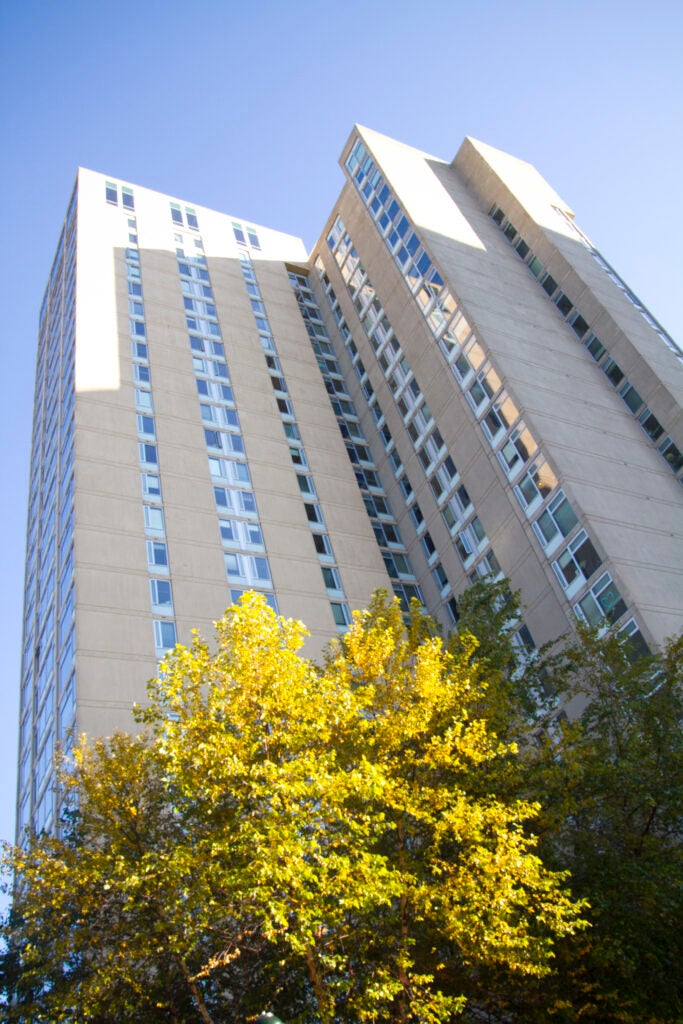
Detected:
left=451, top=580, right=683, bottom=1022
left=1, top=591, right=588, bottom=1023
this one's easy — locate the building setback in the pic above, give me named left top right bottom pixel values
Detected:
left=17, top=127, right=683, bottom=836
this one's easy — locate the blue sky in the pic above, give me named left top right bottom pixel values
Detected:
left=1, top=0, right=681, bottom=852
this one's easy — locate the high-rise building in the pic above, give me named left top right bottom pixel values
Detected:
left=17, top=127, right=683, bottom=836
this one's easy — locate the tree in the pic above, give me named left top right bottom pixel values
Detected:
left=1, top=592, right=585, bottom=1023
left=448, top=582, right=683, bottom=1023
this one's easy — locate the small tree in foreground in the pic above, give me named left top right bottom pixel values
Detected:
left=1, top=592, right=586, bottom=1023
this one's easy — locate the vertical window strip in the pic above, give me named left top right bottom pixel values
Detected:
left=341, top=146, right=637, bottom=635
left=20, top=197, right=79, bottom=835
left=175, top=242, right=276, bottom=614
left=234, top=251, right=351, bottom=625
left=486, top=204, right=683, bottom=482
left=289, top=269, right=424, bottom=615
left=324, top=221, right=501, bottom=596
left=128, top=242, right=177, bottom=656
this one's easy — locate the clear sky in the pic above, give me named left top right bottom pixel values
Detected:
left=1, top=0, right=681, bottom=853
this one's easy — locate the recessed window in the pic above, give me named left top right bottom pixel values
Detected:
left=331, top=602, right=351, bottom=628
left=322, top=566, right=342, bottom=593
left=143, top=505, right=165, bottom=534
left=620, top=383, right=644, bottom=415
left=602, top=357, right=624, bottom=387
left=575, top=573, right=627, bottom=627
left=150, top=579, right=173, bottom=613
left=533, top=490, right=578, bottom=553
left=141, top=473, right=161, bottom=500
left=553, top=530, right=602, bottom=595
left=138, top=442, right=158, bottom=467
left=638, top=409, right=664, bottom=442
left=153, top=620, right=176, bottom=653
left=584, top=333, right=606, bottom=362
left=514, top=459, right=557, bottom=512
left=146, top=541, right=168, bottom=570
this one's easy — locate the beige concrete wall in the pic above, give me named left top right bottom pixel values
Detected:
left=312, top=128, right=683, bottom=650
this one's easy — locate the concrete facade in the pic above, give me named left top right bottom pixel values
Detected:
left=17, top=130, right=683, bottom=836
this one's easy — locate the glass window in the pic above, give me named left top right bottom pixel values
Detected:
left=305, top=503, right=324, bottom=525
left=141, top=475, right=161, bottom=499
left=143, top=505, right=165, bottom=534
left=514, top=459, right=558, bottom=512
left=147, top=541, right=168, bottom=570
left=553, top=530, right=602, bottom=594
left=497, top=425, right=537, bottom=478
left=313, top=532, right=333, bottom=558
left=137, top=414, right=155, bottom=438
left=602, top=357, right=624, bottom=387
left=154, top=619, right=177, bottom=652
left=620, top=383, right=644, bottom=414
left=575, top=573, right=627, bottom=627
left=322, top=566, right=342, bottom=592
left=150, top=578, right=173, bottom=612
left=432, top=563, right=449, bottom=590
left=533, top=490, right=578, bottom=552
left=138, top=442, right=158, bottom=467
left=331, top=602, right=350, bottom=627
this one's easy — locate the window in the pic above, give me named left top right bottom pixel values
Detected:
left=619, top=619, right=651, bottom=660
left=214, top=486, right=258, bottom=516
left=533, top=491, right=578, bottom=553
left=225, top=553, right=271, bottom=586
left=497, top=425, right=537, bottom=478
left=467, top=366, right=501, bottom=414
left=659, top=437, right=683, bottom=474
left=331, top=602, right=351, bottom=628
left=602, top=357, right=624, bottom=387
left=297, top=474, right=317, bottom=498
left=147, top=541, right=168, bottom=570
left=585, top=333, right=606, bottom=362
left=409, top=502, right=424, bottom=530
left=150, top=579, right=173, bottom=613
left=514, top=459, right=558, bottom=512
left=154, top=620, right=177, bottom=653
left=553, top=530, right=602, bottom=595
left=432, top=563, right=449, bottom=592
left=322, top=566, right=343, bottom=593
left=482, top=395, right=519, bottom=443
left=135, top=388, right=153, bottom=410
left=143, top=505, right=165, bottom=534
left=638, top=409, right=664, bottom=442
left=421, top=532, right=436, bottom=561
left=575, top=573, right=627, bottom=627
left=105, top=181, right=118, bottom=205
left=121, top=187, right=134, bottom=211
left=312, top=532, right=333, bottom=559
left=141, top=473, right=161, bottom=500
left=620, top=383, right=644, bottom=414
left=138, top=442, right=158, bottom=467
left=137, top=414, right=155, bottom=438
left=305, top=503, right=324, bottom=525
